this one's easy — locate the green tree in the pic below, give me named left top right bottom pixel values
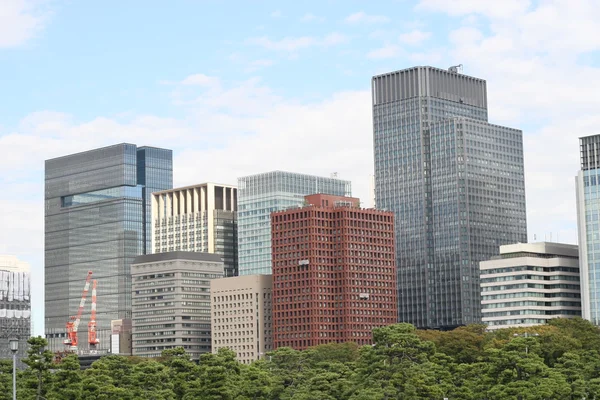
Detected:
left=46, top=353, right=82, bottom=400
left=130, top=361, right=175, bottom=400
left=0, top=360, right=13, bottom=400
left=19, top=336, right=54, bottom=400
left=183, top=348, right=241, bottom=400
left=160, top=347, right=197, bottom=400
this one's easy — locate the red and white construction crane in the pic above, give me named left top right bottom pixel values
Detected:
left=63, top=271, right=99, bottom=352
left=88, top=279, right=99, bottom=349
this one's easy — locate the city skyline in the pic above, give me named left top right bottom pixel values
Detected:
left=1, top=1, right=599, bottom=335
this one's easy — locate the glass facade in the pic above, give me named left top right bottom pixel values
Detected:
left=45, top=143, right=172, bottom=352
left=576, top=135, right=600, bottom=325
left=237, top=171, right=351, bottom=275
left=373, top=66, right=527, bottom=329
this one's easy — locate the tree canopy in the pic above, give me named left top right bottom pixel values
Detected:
left=5, top=318, right=600, bottom=399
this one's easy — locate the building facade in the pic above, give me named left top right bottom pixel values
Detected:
left=372, top=66, right=527, bottom=329
left=0, top=255, right=31, bottom=364
left=271, top=194, right=397, bottom=350
left=480, top=242, right=581, bottom=330
left=210, top=274, right=273, bottom=364
left=131, top=252, right=223, bottom=360
left=576, top=134, right=600, bottom=325
left=152, top=183, right=238, bottom=277
left=238, top=171, right=351, bottom=276
left=45, top=143, right=173, bottom=352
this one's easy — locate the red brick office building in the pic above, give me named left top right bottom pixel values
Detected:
left=271, top=194, right=397, bottom=350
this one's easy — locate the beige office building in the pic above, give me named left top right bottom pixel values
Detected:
left=211, top=275, right=273, bottom=364
left=152, top=183, right=238, bottom=276
left=481, top=242, right=581, bottom=330
left=131, top=252, right=224, bottom=360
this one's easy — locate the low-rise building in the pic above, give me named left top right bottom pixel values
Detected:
left=480, top=242, right=581, bottom=330
left=210, top=275, right=273, bottom=364
left=131, top=252, right=224, bottom=360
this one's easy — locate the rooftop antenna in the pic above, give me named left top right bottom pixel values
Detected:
left=448, top=64, right=463, bottom=73
left=331, top=172, right=338, bottom=178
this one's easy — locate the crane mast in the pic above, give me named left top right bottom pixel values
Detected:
left=63, top=271, right=93, bottom=352
left=88, top=279, right=99, bottom=349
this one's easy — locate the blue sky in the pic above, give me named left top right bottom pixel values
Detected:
left=1, top=0, right=599, bottom=335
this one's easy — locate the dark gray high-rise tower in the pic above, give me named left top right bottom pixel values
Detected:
left=372, top=66, right=527, bottom=329
left=45, top=143, right=172, bottom=352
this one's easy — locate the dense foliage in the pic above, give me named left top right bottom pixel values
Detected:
left=2, top=318, right=600, bottom=399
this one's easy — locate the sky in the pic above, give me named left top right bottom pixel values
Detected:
left=1, top=0, right=599, bottom=336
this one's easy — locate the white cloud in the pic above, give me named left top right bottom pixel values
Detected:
left=345, top=11, right=390, bottom=24
left=398, top=29, right=431, bottom=45
left=245, top=59, right=274, bottom=73
left=322, top=32, right=348, bottom=46
left=270, top=10, right=282, bottom=18
left=0, top=81, right=374, bottom=288
left=300, top=13, right=324, bottom=23
left=246, top=33, right=348, bottom=53
left=367, top=44, right=401, bottom=59
left=0, top=0, right=50, bottom=47
left=180, top=73, right=220, bottom=87
left=416, top=0, right=532, bottom=19
left=429, top=0, right=600, bottom=244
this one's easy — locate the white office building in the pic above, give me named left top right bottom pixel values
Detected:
left=480, top=242, right=581, bottom=330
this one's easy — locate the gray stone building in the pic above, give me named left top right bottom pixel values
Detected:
left=372, top=66, right=527, bottom=329
left=131, top=252, right=224, bottom=360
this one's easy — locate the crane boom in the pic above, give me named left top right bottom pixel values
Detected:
left=63, top=271, right=93, bottom=351
left=88, top=279, right=99, bottom=347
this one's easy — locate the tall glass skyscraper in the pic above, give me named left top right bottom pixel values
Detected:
left=373, top=66, right=527, bottom=329
left=238, top=171, right=351, bottom=275
left=45, top=143, right=172, bottom=352
left=576, top=134, right=600, bottom=325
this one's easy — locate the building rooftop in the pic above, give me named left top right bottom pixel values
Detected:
left=132, top=251, right=223, bottom=265
left=498, top=242, right=579, bottom=258
left=153, top=182, right=237, bottom=195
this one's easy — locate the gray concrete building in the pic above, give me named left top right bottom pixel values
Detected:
left=372, top=66, right=527, bottom=329
left=152, top=183, right=238, bottom=277
left=210, top=274, right=273, bottom=364
left=131, top=252, right=223, bottom=360
left=480, top=242, right=581, bottom=330
left=45, top=143, right=172, bottom=352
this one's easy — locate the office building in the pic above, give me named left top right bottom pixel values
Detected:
left=131, top=252, right=223, bottom=360
left=271, top=194, right=397, bottom=350
left=480, top=242, right=581, bottom=329
left=45, top=143, right=172, bottom=352
left=576, top=134, right=600, bottom=325
left=238, top=171, right=351, bottom=276
left=152, top=183, right=238, bottom=277
left=0, top=255, right=31, bottom=363
left=372, top=66, right=527, bottom=329
left=210, top=274, right=272, bottom=364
